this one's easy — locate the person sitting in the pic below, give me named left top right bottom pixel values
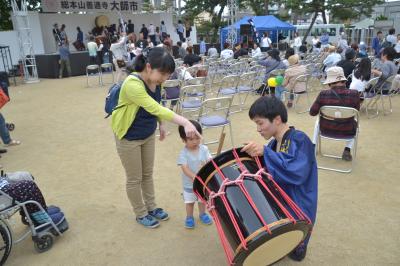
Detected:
left=0, top=177, right=65, bottom=226
left=371, top=47, right=399, bottom=94
left=349, top=57, right=371, bottom=93
left=357, top=42, right=368, bottom=58
left=312, top=42, right=322, bottom=54
left=323, top=46, right=342, bottom=70
left=207, top=44, right=218, bottom=58
left=258, top=48, right=287, bottom=83
left=282, top=48, right=295, bottom=67
left=176, top=41, right=186, bottom=59
left=310, top=67, right=360, bottom=161
left=278, top=54, right=307, bottom=107
left=251, top=42, right=262, bottom=58
left=336, top=48, right=356, bottom=87
left=234, top=43, right=248, bottom=59
left=183, top=47, right=201, bottom=67
left=220, top=43, right=234, bottom=60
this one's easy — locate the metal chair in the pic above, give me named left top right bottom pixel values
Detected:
left=100, top=63, right=114, bottom=85
left=317, top=106, right=360, bottom=173
left=237, top=71, right=258, bottom=110
left=198, top=96, right=234, bottom=153
left=376, top=75, right=396, bottom=116
left=177, top=84, right=206, bottom=118
left=161, top=79, right=181, bottom=112
left=86, top=65, right=101, bottom=87
left=287, top=74, right=312, bottom=114
left=361, top=77, right=380, bottom=118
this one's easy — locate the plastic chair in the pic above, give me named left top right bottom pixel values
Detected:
left=317, top=106, right=359, bottom=173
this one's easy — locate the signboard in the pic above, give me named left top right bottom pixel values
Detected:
left=41, top=0, right=142, bottom=13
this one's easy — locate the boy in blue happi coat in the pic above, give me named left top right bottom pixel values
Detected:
left=242, top=96, right=318, bottom=261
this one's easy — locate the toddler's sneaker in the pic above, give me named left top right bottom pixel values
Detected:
left=136, top=214, right=160, bottom=228
left=199, top=213, right=212, bottom=225
left=148, top=208, right=169, bottom=221
left=185, top=216, right=195, bottom=229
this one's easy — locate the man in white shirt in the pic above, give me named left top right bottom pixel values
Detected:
left=261, top=32, right=272, bottom=52
left=208, top=44, right=218, bottom=57
left=251, top=43, right=262, bottom=58
left=87, top=36, right=98, bottom=65
left=148, top=23, right=156, bottom=46
left=293, top=32, right=302, bottom=54
left=220, top=43, right=234, bottom=59
left=386, top=28, right=397, bottom=47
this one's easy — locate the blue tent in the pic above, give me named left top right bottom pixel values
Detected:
left=220, top=15, right=296, bottom=48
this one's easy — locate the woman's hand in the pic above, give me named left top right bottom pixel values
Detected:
left=184, top=120, right=201, bottom=139
left=159, top=122, right=167, bottom=141
left=241, top=141, right=264, bottom=157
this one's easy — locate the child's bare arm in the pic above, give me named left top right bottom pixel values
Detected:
left=181, top=165, right=197, bottom=180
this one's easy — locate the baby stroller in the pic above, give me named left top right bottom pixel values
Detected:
left=0, top=172, right=68, bottom=264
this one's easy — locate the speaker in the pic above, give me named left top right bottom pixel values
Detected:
left=240, top=24, right=252, bottom=35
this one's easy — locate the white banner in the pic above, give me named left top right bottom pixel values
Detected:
left=41, top=0, right=142, bottom=13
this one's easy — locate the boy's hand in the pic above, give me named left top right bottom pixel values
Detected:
left=241, top=141, right=264, bottom=157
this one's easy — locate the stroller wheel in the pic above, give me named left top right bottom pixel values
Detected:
left=0, top=221, right=12, bottom=265
left=34, top=234, right=53, bottom=253
left=21, top=215, right=29, bottom=226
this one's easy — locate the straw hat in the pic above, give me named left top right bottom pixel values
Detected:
left=288, top=54, right=299, bottom=66
left=323, top=66, right=347, bottom=85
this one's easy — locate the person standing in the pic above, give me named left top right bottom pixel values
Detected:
left=60, top=24, right=68, bottom=45
left=112, top=47, right=201, bottom=228
left=160, top=20, right=167, bottom=42
left=52, top=23, right=62, bottom=50
left=127, top=20, right=134, bottom=34
left=75, top=26, right=84, bottom=51
left=59, top=43, right=72, bottom=78
left=386, top=28, right=397, bottom=47
left=293, top=32, right=302, bottom=54
left=320, top=31, right=329, bottom=50
left=372, top=31, right=383, bottom=58
left=87, top=36, right=98, bottom=65
left=260, top=32, right=272, bottom=52
left=148, top=23, right=156, bottom=46
left=110, top=32, right=128, bottom=83
left=177, top=20, right=185, bottom=42
left=140, top=24, right=148, bottom=40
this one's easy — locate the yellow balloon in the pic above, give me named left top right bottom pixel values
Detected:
left=268, top=77, right=278, bottom=87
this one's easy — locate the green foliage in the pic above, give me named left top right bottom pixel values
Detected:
left=142, top=0, right=154, bottom=12
left=0, top=0, right=41, bottom=30
left=375, top=14, right=388, bottom=21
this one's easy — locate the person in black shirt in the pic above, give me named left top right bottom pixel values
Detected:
left=127, top=20, right=134, bottom=34
left=336, top=48, right=356, bottom=88
left=140, top=24, right=148, bottom=40
left=234, top=43, right=249, bottom=59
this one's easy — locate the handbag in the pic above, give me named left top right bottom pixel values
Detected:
left=0, top=87, right=10, bottom=109
left=116, top=59, right=126, bottom=68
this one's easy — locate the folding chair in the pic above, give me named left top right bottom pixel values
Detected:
left=376, top=75, right=396, bottom=116
left=86, top=65, right=101, bottom=87
left=237, top=71, right=258, bottom=110
left=198, top=97, right=234, bottom=153
left=177, top=84, right=206, bottom=118
left=285, top=74, right=312, bottom=114
left=317, top=106, right=359, bottom=173
left=361, top=77, right=379, bottom=118
left=100, top=63, right=114, bottom=85
left=161, top=79, right=181, bottom=112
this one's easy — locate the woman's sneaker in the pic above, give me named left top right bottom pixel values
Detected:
left=199, top=213, right=212, bottom=225
left=136, top=215, right=160, bottom=228
left=148, top=208, right=169, bottom=221
left=185, top=216, right=195, bottom=229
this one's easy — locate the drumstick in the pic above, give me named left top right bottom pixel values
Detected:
left=216, top=132, right=226, bottom=156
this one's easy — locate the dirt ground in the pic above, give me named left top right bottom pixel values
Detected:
left=1, top=75, right=399, bottom=266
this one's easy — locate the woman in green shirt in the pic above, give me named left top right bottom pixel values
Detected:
left=112, top=47, right=199, bottom=228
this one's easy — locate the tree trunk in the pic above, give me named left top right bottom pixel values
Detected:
left=264, top=0, right=269, bottom=15
left=302, top=11, right=318, bottom=43
left=322, top=9, right=327, bottom=24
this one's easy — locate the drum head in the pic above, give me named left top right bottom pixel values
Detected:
left=233, top=220, right=311, bottom=266
left=95, top=15, right=110, bottom=28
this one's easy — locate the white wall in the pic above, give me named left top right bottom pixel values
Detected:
left=0, top=12, right=45, bottom=72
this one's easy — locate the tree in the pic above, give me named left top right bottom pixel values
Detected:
left=160, top=0, right=174, bottom=12
left=142, top=0, right=154, bottom=12
left=0, top=0, right=41, bottom=30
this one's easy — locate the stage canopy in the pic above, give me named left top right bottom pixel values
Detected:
left=220, top=15, right=296, bottom=46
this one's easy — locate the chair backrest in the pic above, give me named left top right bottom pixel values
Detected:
left=293, top=74, right=311, bottom=91
left=101, top=63, right=113, bottom=68
left=182, top=65, right=199, bottom=79
left=86, top=64, right=99, bottom=71
left=219, top=75, right=240, bottom=89
left=270, top=69, right=285, bottom=76
left=163, top=79, right=181, bottom=88
left=186, top=76, right=206, bottom=85
left=180, top=84, right=206, bottom=102
left=364, top=77, right=379, bottom=91
left=320, top=106, right=359, bottom=129
left=199, top=96, right=233, bottom=121
left=238, top=71, right=257, bottom=88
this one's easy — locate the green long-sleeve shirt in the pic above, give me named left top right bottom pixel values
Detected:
left=111, top=74, right=174, bottom=139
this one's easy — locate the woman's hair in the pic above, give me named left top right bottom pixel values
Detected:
left=249, top=96, right=288, bottom=123
left=354, top=58, right=371, bottom=81
left=134, top=47, right=175, bottom=74
left=284, top=48, right=295, bottom=59
left=267, top=49, right=281, bottom=61
left=178, top=120, right=202, bottom=140
left=186, top=47, right=193, bottom=54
